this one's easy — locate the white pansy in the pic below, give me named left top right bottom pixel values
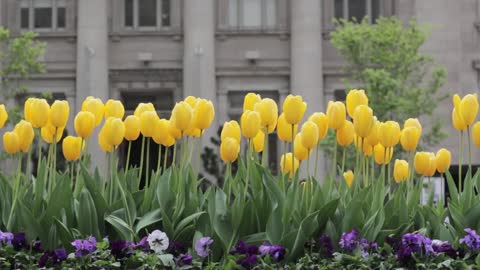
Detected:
left=147, top=230, right=169, bottom=253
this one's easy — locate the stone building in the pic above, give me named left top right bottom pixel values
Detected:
left=0, top=0, right=479, bottom=180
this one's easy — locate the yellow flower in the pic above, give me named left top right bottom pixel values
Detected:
left=294, top=133, right=309, bottom=161
left=336, top=120, right=354, bottom=147
left=254, top=98, right=278, bottom=133
left=221, top=120, right=241, bottom=143
left=241, top=110, right=261, bottom=139
left=435, top=148, right=451, bottom=174
left=13, top=120, right=34, bottom=152
left=400, top=126, right=421, bottom=152
left=30, top=98, right=50, bottom=128
left=41, top=122, right=64, bottom=144
left=374, top=144, right=393, bottom=165
left=168, top=118, right=182, bottom=140
left=308, top=112, right=328, bottom=139
left=300, top=121, right=319, bottom=150
left=0, top=104, right=8, bottom=128
left=280, top=152, right=300, bottom=178
left=124, top=115, right=141, bottom=141
left=283, top=95, right=307, bottom=125
left=134, top=102, right=155, bottom=118
left=452, top=108, right=467, bottom=131
left=171, top=101, right=193, bottom=132
left=346, top=89, right=368, bottom=119
left=393, top=159, right=409, bottom=183
left=414, top=151, right=432, bottom=175
left=353, top=105, right=374, bottom=138
left=473, top=122, right=480, bottom=147
left=140, top=111, right=159, bottom=138
left=459, top=94, right=479, bottom=126
left=184, top=126, right=202, bottom=137
left=184, top=96, right=198, bottom=108
left=24, top=98, right=35, bottom=123
left=98, top=128, right=113, bottom=153
left=3, top=131, right=20, bottom=154
left=74, top=111, right=96, bottom=139
left=326, top=101, right=346, bottom=130
left=424, top=152, right=437, bottom=177
left=277, top=113, right=298, bottom=142
left=362, top=140, right=373, bottom=157
left=192, top=99, right=215, bottom=130
left=62, top=136, right=83, bottom=161
left=104, top=99, right=125, bottom=119
left=220, top=137, right=240, bottom=163
left=253, top=130, right=265, bottom=153
left=404, top=118, right=422, bottom=136
left=365, top=117, right=379, bottom=146
left=104, top=117, right=125, bottom=146
left=243, top=93, right=262, bottom=111
left=82, top=97, right=104, bottom=126
left=162, top=135, right=176, bottom=147
left=378, top=121, right=401, bottom=148
left=343, top=170, right=354, bottom=188
left=152, top=119, right=170, bottom=146
left=49, top=100, right=70, bottom=128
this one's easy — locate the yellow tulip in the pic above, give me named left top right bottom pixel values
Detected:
left=62, top=136, right=83, bottom=161
left=41, top=123, right=64, bottom=144
left=13, top=120, right=34, bottom=152
left=300, top=121, right=319, bottom=150
left=365, top=117, right=379, bottom=146
left=424, top=152, right=437, bottom=177
left=220, top=137, right=240, bottom=163
left=404, top=118, right=422, bottom=136
left=184, top=126, right=202, bottom=137
left=82, top=97, right=104, bottom=126
left=473, top=122, right=480, bottom=148
left=221, top=121, right=241, bottom=143
left=243, top=93, right=262, bottom=111
left=308, top=112, right=328, bottom=140
left=104, top=99, right=125, bottom=119
left=104, top=117, right=125, bottom=146
left=30, top=98, right=50, bottom=128
left=152, top=119, right=170, bottom=145
left=192, top=99, right=215, bottom=130
left=452, top=108, right=467, bottom=131
left=74, top=111, right=96, bottom=138
left=414, top=151, right=431, bottom=175
left=353, top=105, right=374, bottom=138
left=184, top=96, right=198, bottom=108
left=134, top=102, right=155, bottom=118
left=378, top=121, right=401, bottom=148
left=171, top=101, right=193, bottom=132
left=362, top=140, right=373, bottom=156
left=0, top=104, right=8, bottom=128
left=346, top=89, right=368, bottom=119
left=393, top=159, right=409, bottom=183
left=283, top=95, right=307, bottom=125
left=294, top=133, right=309, bottom=161
left=460, top=94, right=479, bottom=126
left=241, top=110, right=261, bottom=139
left=162, top=135, right=176, bottom=147
left=343, top=170, right=354, bottom=188
left=435, top=148, right=451, bottom=174
left=254, top=98, right=278, bottom=133
left=140, top=111, right=159, bottom=138
left=168, top=118, right=182, bottom=140
left=280, top=152, right=300, bottom=177
left=400, top=126, right=421, bottom=152
left=326, top=101, right=346, bottom=130
left=3, top=132, right=20, bottom=154
left=24, top=97, right=35, bottom=123
left=374, top=144, right=393, bottom=165
left=124, top=115, right=141, bottom=141
left=336, top=120, right=354, bottom=147
left=253, top=130, right=265, bottom=153
left=49, top=100, right=70, bottom=128
left=277, top=113, right=298, bottom=142
left=98, top=128, right=113, bottom=153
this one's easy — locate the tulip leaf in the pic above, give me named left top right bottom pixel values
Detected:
left=75, top=190, right=101, bottom=238
left=241, top=232, right=268, bottom=245
left=286, top=210, right=320, bottom=261
left=134, top=209, right=162, bottom=234
left=266, top=206, right=283, bottom=244
left=174, top=211, right=206, bottom=239
left=316, top=198, right=339, bottom=234
left=105, top=214, right=135, bottom=241
left=445, top=171, right=459, bottom=204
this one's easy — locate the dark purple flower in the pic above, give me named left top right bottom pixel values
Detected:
left=236, top=254, right=258, bottom=268
left=38, top=248, right=67, bottom=267
left=32, top=240, right=44, bottom=253
left=12, top=232, right=28, bottom=251
left=175, top=254, right=193, bottom=266
left=0, top=231, right=14, bottom=246
left=232, top=241, right=258, bottom=255
left=339, top=229, right=360, bottom=252
left=432, top=240, right=456, bottom=257
left=195, top=237, right=213, bottom=258
left=318, top=235, right=334, bottom=258
left=71, top=236, right=97, bottom=257
left=53, top=248, right=67, bottom=262
left=259, top=242, right=285, bottom=262
left=135, top=236, right=150, bottom=252
left=396, top=232, right=434, bottom=263
left=110, top=239, right=134, bottom=258
left=168, top=241, right=187, bottom=256
left=459, top=228, right=480, bottom=251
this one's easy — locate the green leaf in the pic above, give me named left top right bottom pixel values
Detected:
left=134, top=209, right=162, bottom=234
left=173, top=211, right=205, bottom=239
left=105, top=214, right=135, bottom=241
left=74, top=190, right=101, bottom=238
left=286, top=210, right=319, bottom=261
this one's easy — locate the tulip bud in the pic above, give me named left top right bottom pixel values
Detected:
left=184, top=96, right=198, bottom=108
left=3, top=131, right=20, bottom=154
left=134, top=102, right=155, bottom=118
left=82, top=97, right=104, bottom=126
left=353, top=105, right=374, bottom=138
left=24, top=97, right=35, bottom=123
left=171, top=101, right=193, bottom=132
left=294, top=133, right=309, bottom=161
left=30, top=98, right=50, bottom=128
left=460, top=94, right=479, bottom=126
left=140, top=111, right=159, bottom=138
left=435, top=148, right=451, bottom=173
left=277, top=113, right=298, bottom=142
left=326, top=101, right=346, bottom=130
left=74, top=111, right=96, bottom=139
left=241, top=110, right=261, bottom=139
left=379, top=121, right=401, bottom=148
left=104, top=99, right=125, bottom=119
left=400, top=126, right=421, bottom=152
left=346, top=89, right=368, bottom=119
left=243, top=93, right=262, bottom=111
left=393, top=159, right=409, bottom=183
left=221, top=121, right=241, bottom=143
left=254, top=98, right=278, bottom=133
left=374, top=144, right=393, bottom=165
left=404, top=118, right=422, bottom=136
left=220, top=137, right=240, bottom=163
left=124, top=115, right=141, bottom=141
left=104, top=117, right=125, bottom=146
left=473, top=122, right=480, bottom=148
left=414, top=151, right=431, bottom=175
left=50, top=100, right=70, bottom=128
left=424, top=152, right=437, bottom=177
left=0, top=104, right=8, bottom=128
left=280, top=152, right=300, bottom=178
left=152, top=119, right=170, bottom=146
left=98, top=127, right=113, bottom=153
left=452, top=108, right=467, bottom=131
left=14, top=120, right=34, bottom=152
left=300, top=121, right=319, bottom=150
left=253, top=130, right=265, bottom=153
left=343, top=170, right=354, bottom=188
left=192, top=99, right=215, bottom=130
left=283, top=95, right=307, bottom=125
left=41, top=123, right=64, bottom=144
left=365, top=117, right=379, bottom=146
left=336, top=120, right=354, bottom=147
left=62, top=136, right=83, bottom=161
left=308, top=112, right=328, bottom=139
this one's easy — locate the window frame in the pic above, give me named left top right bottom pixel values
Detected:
left=19, top=0, right=67, bottom=32
left=334, top=0, right=382, bottom=24
left=226, top=0, right=278, bottom=30
left=124, top=0, right=172, bottom=31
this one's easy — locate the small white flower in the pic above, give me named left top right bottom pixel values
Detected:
left=147, top=230, right=169, bottom=253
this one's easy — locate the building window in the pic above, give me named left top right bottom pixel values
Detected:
left=124, top=0, right=171, bottom=30
left=227, top=0, right=277, bottom=29
left=334, top=0, right=381, bottom=23
left=20, top=0, right=67, bottom=31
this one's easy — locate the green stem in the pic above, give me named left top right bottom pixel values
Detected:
left=307, top=151, right=311, bottom=181
left=459, top=131, right=463, bottom=192
left=6, top=154, right=23, bottom=231
left=145, top=138, right=151, bottom=187
left=163, top=146, right=169, bottom=174
left=332, top=140, right=338, bottom=179
left=172, top=143, right=177, bottom=167
left=156, top=145, right=162, bottom=173
left=291, top=125, right=295, bottom=181
left=195, top=133, right=203, bottom=177
left=26, top=145, right=32, bottom=178
left=36, top=138, right=42, bottom=176
left=125, top=140, right=132, bottom=170
left=244, top=139, right=252, bottom=200
left=262, top=128, right=268, bottom=167
left=341, top=146, right=346, bottom=176
left=226, top=162, right=232, bottom=204
left=314, top=144, right=320, bottom=180
left=468, top=126, right=472, bottom=180
left=138, top=136, right=145, bottom=182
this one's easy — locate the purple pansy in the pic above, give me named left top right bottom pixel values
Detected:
left=109, top=239, right=134, bottom=258
left=38, top=248, right=67, bottom=267
left=175, top=254, right=193, bottom=266
left=71, top=236, right=97, bottom=257
left=168, top=241, right=187, bottom=256
left=195, top=237, right=214, bottom=258
left=396, top=232, right=434, bottom=263
left=459, top=228, right=480, bottom=251
left=432, top=240, right=456, bottom=257
left=135, top=236, right=150, bottom=252
left=236, top=254, right=258, bottom=268
left=12, top=232, right=28, bottom=251
left=232, top=241, right=259, bottom=255
left=318, top=235, right=334, bottom=258
left=339, top=229, right=360, bottom=252
left=259, top=242, right=286, bottom=262
left=0, top=231, right=14, bottom=246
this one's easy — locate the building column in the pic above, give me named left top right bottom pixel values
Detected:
left=183, top=0, right=218, bottom=183
left=290, top=0, right=325, bottom=180
left=76, top=0, right=109, bottom=169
